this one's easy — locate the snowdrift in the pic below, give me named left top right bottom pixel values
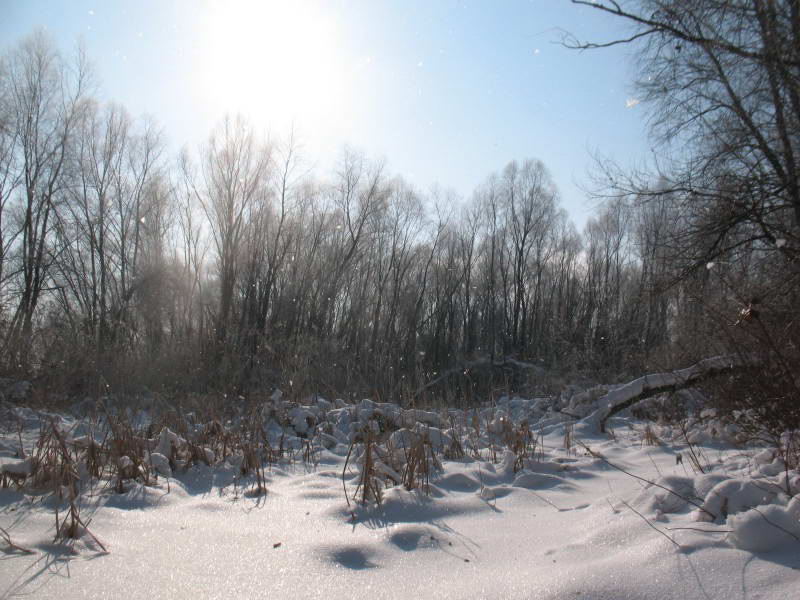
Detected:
left=0, top=370, right=798, bottom=599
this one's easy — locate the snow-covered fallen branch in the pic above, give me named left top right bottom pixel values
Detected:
left=581, top=355, right=751, bottom=433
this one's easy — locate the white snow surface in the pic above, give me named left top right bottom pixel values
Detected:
left=0, top=397, right=798, bottom=600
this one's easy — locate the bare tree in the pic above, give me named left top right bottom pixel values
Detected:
left=566, top=0, right=800, bottom=257
left=501, top=159, right=558, bottom=354
left=567, top=0, right=800, bottom=427
left=3, top=31, right=89, bottom=368
left=193, top=115, right=272, bottom=353
left=0, top=53, right=21, bottom=306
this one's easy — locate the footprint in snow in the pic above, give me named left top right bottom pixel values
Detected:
left=328, top=546, right=379, bottom=570
left=388, top=525, right=442, bottom=552
left=297, top=491, right=338, bottom=500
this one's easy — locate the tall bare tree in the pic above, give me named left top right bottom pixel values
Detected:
left=3, top=31, right=89, bottom=368
left=193, top=115, right=272, bottom=353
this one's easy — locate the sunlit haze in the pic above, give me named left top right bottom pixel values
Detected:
left=199, top=1, right=350, bottom=150
left=2, top=0, right=650, bottom=226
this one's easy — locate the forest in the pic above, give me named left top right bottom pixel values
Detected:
left=0, top=1, right=797, bottom=434
left=0, top=3, right=799, bottom=597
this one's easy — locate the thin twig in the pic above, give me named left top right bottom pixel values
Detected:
left=619, top=498, right=681, bottom=549
left=342, top=438, right=355, bottom=508
left=665, top=527, right=732, bottom=534
left=0, top=526, right=34, bottom=555
left=578, top=441, right=716, bottom=519
left=749, top=506, right=800, bottom=544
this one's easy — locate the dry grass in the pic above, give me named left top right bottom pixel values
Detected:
left=37, top=424, right=107, bottom=551
left=563, top=422, right=574, bottom=455
left=1, top=525, right=33, bottom=555
left=0, top=401, right=322, bottom=548
left=106, top=415, right=152, bottom=492
left=642, top=424, right=660, bottom=447
left=466, top=411, right=482, bottom=460
left=343, top=426, right=385, bottom=506
left=401, top=433, right=440, bottom=494
left=2, top=393, right=598, bottom=515
left=445, top=434, right=465, bottom=460
left=507, top=421, right=535, bottom=473
left=677, top=419, right=708, bottom=474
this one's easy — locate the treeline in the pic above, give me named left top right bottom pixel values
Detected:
left=0, top=31, right=680, bottom=402
left=1, top=16, right=797, bottom=414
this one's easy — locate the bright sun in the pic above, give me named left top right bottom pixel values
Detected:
left=199, top=0, right=348, bottom=138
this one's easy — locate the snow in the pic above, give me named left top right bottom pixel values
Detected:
left=0, top=456, right=37, bottom=476
left=0, top=393, right=798, bottom=599
left=699, top=479, right=780, bottom=520
left=788, top=496, right=800, bottom=519
left=148, top=452, right=172, bottom=477
left=153, top=427, right=184, bottom=457
left=728, top=505, right=800, bottom=552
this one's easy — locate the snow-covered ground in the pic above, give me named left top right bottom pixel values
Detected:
left=1, top=394, right=798, bottom=599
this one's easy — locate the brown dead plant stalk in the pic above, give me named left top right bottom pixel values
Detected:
left=677, top=419, right=707, bottom=474
left=445, top=435, right=465, bottom=460
left=642, top=424, right=660, bottom=447
left=48, top=426, right=107, bottom=552
left=563, top=422, right=574, bottom=455
left=0, top=525, right=34, bottom=555
left=106, top=415, right=152, bottom=493
left=343, top=426, right=384, bottom=506
left=507, top=421, right=535, bottom=473
left=401, top=432, right=440, bottom=495
left=240, top=426, right=270, bottom=497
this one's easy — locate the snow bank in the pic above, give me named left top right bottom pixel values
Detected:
left=728, top=504, right=800, bottom=551
left=699, top=478, right=780, bottom=521
left=2, top=375, right=799, bottom=599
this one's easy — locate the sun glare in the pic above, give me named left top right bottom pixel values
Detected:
left=199, top=0, right=348, bottom=139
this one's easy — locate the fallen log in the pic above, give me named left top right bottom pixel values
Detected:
left=581, top=355, right=751, bottom=433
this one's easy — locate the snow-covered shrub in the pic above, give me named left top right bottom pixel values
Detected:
left=633, top=475, right=696, bottom=516
left=698, top=478, right=779, bottom=521
left=727, top=504, right=800, bottom=552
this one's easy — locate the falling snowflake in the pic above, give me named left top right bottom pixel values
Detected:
left=626, top=98, right=640, bottom=108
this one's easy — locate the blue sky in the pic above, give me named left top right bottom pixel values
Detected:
left=1, top=0, right=651, bottom=228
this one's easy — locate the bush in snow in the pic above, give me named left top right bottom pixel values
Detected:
left=698, top=478, right=779, bottom=521
left=727, top=504, right=800, bottom=552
